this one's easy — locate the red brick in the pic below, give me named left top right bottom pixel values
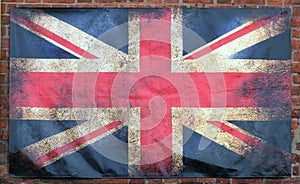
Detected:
left=294, top=51, right=300, bottom=62
left=0, top=63, right=6, bottom=74
left=234, top=0, right=265, bottom=4
left=297, top=142, right=300, bottom=150
left=294, top=7, right=300, bottom=17
left=0, top=98, right=7, bottom=107
left=43, top=0, right=75, bottom=2
left=183, top=0, right=213, bottom=3
left=1, top=130, right=8, bottom=141
left=24, top=179, right=42, bottom=183
left=0, top=75, right=5, bottom=84
left=25, top=0, right=41, bottom=2
left=292, top=153, right=299, bottom=163
left=218, top=0, right=232, bottom=3
left=130, top=179, right=146, bottom=183
left=292, top=119, right=299, bottom=130
left=148, top=0, right=162, bottom=3
left=3, top=178, right=24, bottom=183
left=293, top=97, right=300, bottom=106
left=196, top=178, right=215, bottom=183
left=294, top=165, right=300, bottom=176
left=1, top=27, right=7, bottom=38
left=164, top=0, right=179, bottom=2
left=293, top=29, right=300, bottom=38
left=0, top=142, right=5, bottom=153
left=293, top=63, right=300, bottom=73
left=286, top=0, right=300, bottom=3
left=0, top=108, right=8, bottom=118
left=40, top=178, right=77, bottom=183
left=76, top=179, right=95, bottom=184
left=163, top=178, right=179, bottom=183
left=265, top=179, right=284, bottom=184
left=180, top=178, right=197, bottom=183
left=216, top=178, right=230, bottom=184
left=0, top=165, right=5, bottom=177
left=292, top=129, right=295, bottom=141
left=0, top=87, right=5, bottom=96
left=0, top=120, right=6, bottom=129
left=292, top=18, right=300, bottom=27
left=283, top=178, right=300, bottom=183
left=292, top=39, right=300, bottom=50
left=95, top=0, right=126, bottom=2
left=0, top=50, right=9, bottom=60
left=2, top=0, right=22, bottom=2
left=94, top=179, right=129, bottom=183
left=95, top=0, right=126, bottom=3
left=1, top=16, right=10, bottom=26
left=0, top=76, right=5, bottom=85
left=294, top=75, right=300, bottom=84
left=293, top=86, right=300, bottom=95
left=232, top=178, right=264, bottom=184
left=17, top=4, right=52, bottom=8
left=1, top=39, right=9, bottom=50
left=0, top=153, right=5, bottom=164
left=130, top=0, right=144, bottom=2
left=1, top=4, right=6, bottom=15
left=292, top=108, right=300, bottom=118
left=268, top=0, right=282, bottom=4
left=78, top=0, right=92, bottom=2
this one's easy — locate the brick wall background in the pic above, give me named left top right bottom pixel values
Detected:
left=0, top=0, right=299, bottom=183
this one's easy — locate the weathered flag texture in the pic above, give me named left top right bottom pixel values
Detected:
left=9, top=8, right=291, bottom=178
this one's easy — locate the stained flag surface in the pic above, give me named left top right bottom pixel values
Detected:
left=9, top=8, right=291, bottom=178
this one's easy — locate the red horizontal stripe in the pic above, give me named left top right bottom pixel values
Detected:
left=35, top=121, right=123, bottom=167
left=10, top=72, right=290, bottom=109
left=11, top=13, right=98, bottom=59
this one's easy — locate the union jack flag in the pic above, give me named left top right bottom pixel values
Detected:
left=9, top=8, right=291, bottom=178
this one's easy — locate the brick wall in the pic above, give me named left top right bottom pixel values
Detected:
left=1, top=0, right=300, bottom=183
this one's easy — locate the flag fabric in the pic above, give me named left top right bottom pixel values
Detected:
left=9, top=8, right=291, bottom=178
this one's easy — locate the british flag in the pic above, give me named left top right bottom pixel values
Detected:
left=9, top=8, right=291, bottom=178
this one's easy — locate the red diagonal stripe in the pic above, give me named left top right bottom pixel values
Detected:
left=11, top=13, right=98, bottom=59
left=209, top=121, right=262, bottom=148
left=185, top=13, right=285, bottom=60
left=34, top=121, right=123, bottom=167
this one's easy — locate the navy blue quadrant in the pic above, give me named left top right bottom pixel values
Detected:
left=182, top=121, right=291, bottom=177
left=10, top=22, right=77, bottom=59
left=182, top=8, right=291, bottom=59
left=230, top=31, right=291, bottom=60
left=10, top=120, right=129, bottom=177
left=45, top=9, right=129, bottom=54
